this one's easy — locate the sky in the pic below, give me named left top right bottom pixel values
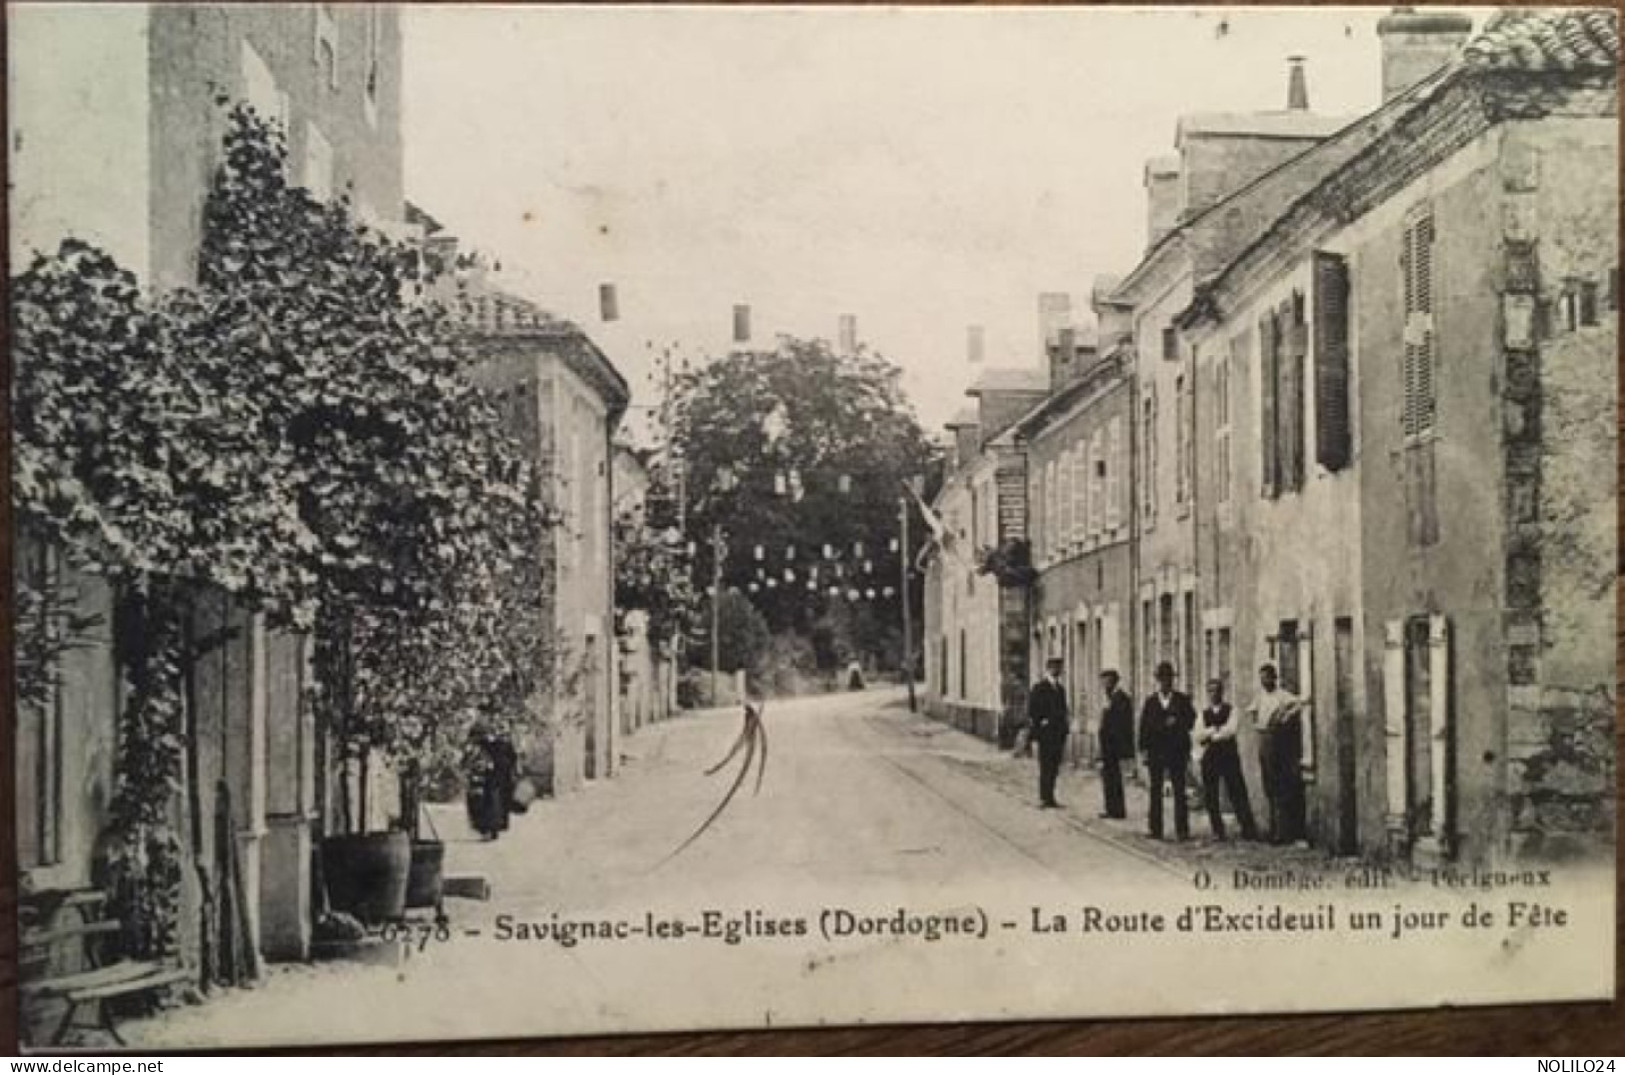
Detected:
left=402, top=6, right=1397, bottom=438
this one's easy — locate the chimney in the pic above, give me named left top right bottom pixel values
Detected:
left=1377, top=7, right=1473, bottom=102
left=1037, top=292, right=1073, bottom=355
left=1049, top=327, right=1077, bottom=393
left=1287, top=55, right=1309, bottom=111
left=1143, top=156, right=1182, bottom=250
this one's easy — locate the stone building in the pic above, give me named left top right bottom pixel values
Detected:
left=1178, top=8, right=1617, bottom=864
left=10, top=3, right=405, bottom=967
left=1018, top=325, right=1134, bottom=761
left=421, top=233, right=632, bottom=798
left=921, top=368, right=1047, bottom=745
left=1109, top=62, right=1372, bottom=700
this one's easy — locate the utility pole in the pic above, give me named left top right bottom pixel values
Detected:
left=710, top=521, right=724, bottom=705
left=899, top=495, right=916, bottom=712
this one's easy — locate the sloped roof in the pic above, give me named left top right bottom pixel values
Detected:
left=965, top=367, right=1049, bottom=396
left=944, top=406, right=981, bottom=429
left=1177, top=110, right=1358, bottom=142
left=1179, top=8, right=1618, bottom=334
left=1463, top=8, right=1618, bottom=72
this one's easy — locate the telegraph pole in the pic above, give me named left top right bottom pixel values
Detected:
left=899, top=495, right=916, bottom=712
left=710, top=522, right=724, bottom=705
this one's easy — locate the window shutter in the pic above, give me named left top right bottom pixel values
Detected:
left=1313, top=252, right=1352, bottom=471
left=1402, top=210, right=1437, bottom=438
left=1286, top=296, right=1307, bottom=492
left=1259, top=313, right=1279, bottom=498
left=1382, top=620, right=1407, bottom=830
left=1298, top=626, right=1316, bottom=775
left=1107, top=417, right=1123, bottom=531
left=1072, top=444, right=1087, bottom=545
left=1427, top=613, right=1452, bottom=850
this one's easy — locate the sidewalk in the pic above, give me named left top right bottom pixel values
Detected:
left=915, top=711, right=1333, bottom=880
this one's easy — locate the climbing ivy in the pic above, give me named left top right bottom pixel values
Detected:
left=11, top=102, right=555, bottom=959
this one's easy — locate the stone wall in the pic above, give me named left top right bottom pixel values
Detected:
left=1499, top=118, right=1618, bottom=859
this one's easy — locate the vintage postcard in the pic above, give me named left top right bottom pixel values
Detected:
left=8, top=2, right=1617, bottom=1052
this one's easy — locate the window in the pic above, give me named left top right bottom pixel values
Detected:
left=1158, top=594, right=1175, bottom=667
left=1071, top=443, right=1088, bottom=547
left=1259, top=293, right=1307, bottom=497
left=1401, top=207, right=1437, bottom=439
left=1313, top=252, right=1353, bottom=471
left=1142, top=598, right=1155, bottom=685
left=1174, top=375, right=1189, bottom=507
left=241, top=40, right=289, bottom=132
left=364, top=4, right=383, bottom=123
left=1141, top=390, right=1157, bottom=525
left=1579, top=280, right=1600, bottom=326
left=314, top=4, right=340, bottom=90
left=1106, top=416, right=1123, bottom=531
left=970, top=486, right=980, bottom=548
left=959, top=630, right=968, bottom=699
left=303, top=121, right=334, bottom=202
left=1182, top=592, right=1196, bottom=690
left=1276, top=620, right=1301, bottom=693
left=1090, top=434, right=1105, bottom=538
left=1033, top=468, right=1046, bottom=562
left=1162, top=325, right=1178, bottom=361
left=1059, top=449, right=1074, bottom=554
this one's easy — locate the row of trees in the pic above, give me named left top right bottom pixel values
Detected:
left=12, top=105, right=552, bottom=964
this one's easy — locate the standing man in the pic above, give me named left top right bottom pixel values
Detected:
left=1138, top=661, right=1196, bottom=841
left=1097, top=669, right=1135, bottom=820
left=1195, top=678, right=1259, bottom=841
left=1248, top=663, right=1306, bottom=845
left=1027, top=657, right=1070, bottom=809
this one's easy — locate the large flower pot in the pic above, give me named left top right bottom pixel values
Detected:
left=320, top=831, right=411, bottom=924
left=405, top=840, right=444, bottom=911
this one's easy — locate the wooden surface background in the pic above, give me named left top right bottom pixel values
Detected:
left=0, top=0, right=1620, bottom=1056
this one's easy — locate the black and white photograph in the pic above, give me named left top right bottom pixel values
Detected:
left=7, top=2, right=1618, bottom=1052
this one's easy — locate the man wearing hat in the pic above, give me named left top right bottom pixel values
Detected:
left=1138, top=661, right=1197, bottom=840
left=1096, top=669, right=1136, bottom=820
left=1027, top=656, right=1070, bottom=808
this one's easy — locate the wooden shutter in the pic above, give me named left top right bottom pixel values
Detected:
left=1298, top=625, right=1316, bottom=776
left=1402, top=211, right=1437, bottom=438
left=1285, top=295, right=1308, bottom=492
left=1427, top=614, right=1452, bottom=851
left=1382, top=620, right=1407, bottom=832
left=1313, top=252, right=1352, bottom=471
left=1072, top=444, right=1087, bottom=545
left=1107, top=417, right=1123, bottom=531
left=1259, top=313, right=1279, bottom=498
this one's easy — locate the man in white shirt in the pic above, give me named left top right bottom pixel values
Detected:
left=1194, top=678, right=1258, bottom=841
left=1247, top=663, right=1305, bottom=845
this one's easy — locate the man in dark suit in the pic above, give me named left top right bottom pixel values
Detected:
left=1027, top=657, right=1069, bottom=808
left=1139, top=661, right=1196, bottom=840
left=1097, top=669, right=1135, bottom=820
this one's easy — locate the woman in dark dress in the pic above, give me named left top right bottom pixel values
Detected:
left=464, top=725, right=517, bottom=840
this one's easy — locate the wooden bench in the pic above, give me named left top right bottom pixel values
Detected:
left=20, top=888, right=192, bottom=1046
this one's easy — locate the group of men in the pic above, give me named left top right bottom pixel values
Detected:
left=1025, top=657, right=1306, bottom=844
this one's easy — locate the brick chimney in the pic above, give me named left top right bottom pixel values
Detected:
left=1287, top=55, right=1309, bottom=111
left=1144, top=155, right=1182, bottom=250
left=1377, top=8, right=1472, bottom=102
